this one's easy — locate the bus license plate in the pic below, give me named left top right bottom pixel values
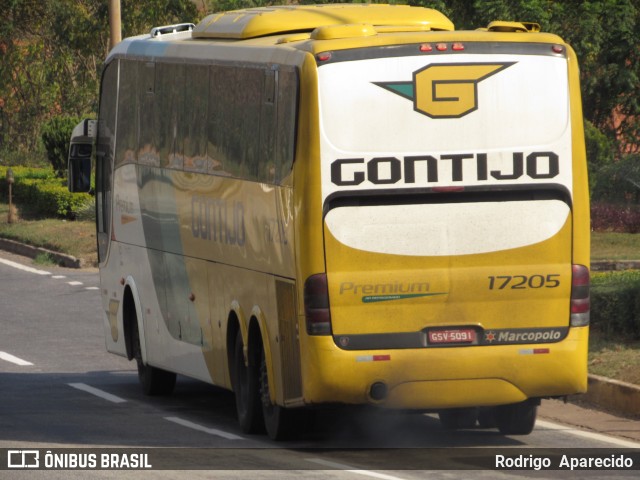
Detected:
left=428, top=329, right=476, bottom=344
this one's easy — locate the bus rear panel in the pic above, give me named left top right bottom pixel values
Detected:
left=301, top=38, right=588, bottom=410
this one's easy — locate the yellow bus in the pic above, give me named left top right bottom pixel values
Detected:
left=69, top=4, right=590, bottom=439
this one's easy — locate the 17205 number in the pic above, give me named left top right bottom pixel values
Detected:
left=488, top=274, right=560, bottom=290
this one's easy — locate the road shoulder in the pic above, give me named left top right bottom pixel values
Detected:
left=540, top=398, right=640, bottom=444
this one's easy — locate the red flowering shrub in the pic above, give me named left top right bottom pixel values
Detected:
left=591, top=203, right=640, bottom=233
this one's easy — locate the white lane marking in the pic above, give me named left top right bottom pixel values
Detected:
left=164, top=416, right=243, bottom=441
left=0, top=258, right=98, bottom=291
left=0, top=351, right=34, bottom=366
left=0, top=258, right=50, bottom=276
left=68, top=383, right=127, bottom=404
left=537, top=419, right=640, bottom=448
left=306, top=458, right=405, bottom=480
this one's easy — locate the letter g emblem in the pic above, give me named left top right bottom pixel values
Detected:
left=414, top=63, right=514, bottom=118
left=376, top=62, right=515, bottom=119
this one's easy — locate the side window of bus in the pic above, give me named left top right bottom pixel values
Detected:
left=116, top=59, right=138, bottom=167
left=206, top=64, right=297, bottom=184
left=184, top=65, right=209, bottom=173
left=138, top=62, right=159, bottom=167
left=156, top=62, right=185, bottom=170
left=276, top=68, right=298, bottom=183
left=208, top=65, right=263, bottom=182
left=96, top=60, right=118, bottom=262
left=260, top=68, right=277, bottom=183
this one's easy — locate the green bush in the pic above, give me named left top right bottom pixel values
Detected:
left=591, top=153, right=640, bottom=204
left=20, top=179, right=92, bottom=218
left=40, top=115, right=82, bottom=177
left=591, top=271, right=640, bottom=339
left=0, top=146, right=49, bottom=169
left=0, top=166, right=92, bottom=219
left=0, top=165, right=55, bottom=198
left=0, top=165, right=56, bottom=181
left=584, top=120, right=615, bottom=199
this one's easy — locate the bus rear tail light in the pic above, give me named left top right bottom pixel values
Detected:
left=570, top=264, right=590, bottom=327
left=304, top=273, right=332, bottom=335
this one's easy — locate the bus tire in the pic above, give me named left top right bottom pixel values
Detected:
left=233, top=331, right=264, bottom=434
left=131, top=318, right=176, bottom=396
left=438, top=407, right=478, bottom=429
left=259, top=348, right=297, bottom=440
left=495, top=400, right=537, bottom=435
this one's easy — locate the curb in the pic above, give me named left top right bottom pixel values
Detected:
left=0, top=237, right=83, bottom=269
left=569, top=374, right=640, bottom=418
left=591, top=260, right=640, bottom=271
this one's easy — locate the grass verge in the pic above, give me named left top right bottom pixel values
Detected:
left=0, top=202, right=97, bottom=267
left=592, top=232, right=640, bottom=261
left=589, top=329, right=640, bottom=385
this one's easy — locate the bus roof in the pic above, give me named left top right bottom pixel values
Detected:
left=108, top=5, right=565, bottom=65
left=192, top=4, right=455, bottom=40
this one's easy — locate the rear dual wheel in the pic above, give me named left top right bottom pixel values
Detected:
left=232, top=331, right=299, bottom=440
left=259, top=348, right=299, bottom=440
left=495, top=400, right=538, bottom=435
left=233, top=331, right=264, bottom=434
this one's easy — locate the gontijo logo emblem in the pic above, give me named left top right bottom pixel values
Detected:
left=375, top=62, right=515, bottom=118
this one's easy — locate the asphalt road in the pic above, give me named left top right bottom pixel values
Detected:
left=0, top=250, right=638, bottom=479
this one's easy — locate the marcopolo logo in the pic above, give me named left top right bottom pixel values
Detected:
left=375, top=62, right=515, bottom=118
left=483, top=328, right=567, bottom=345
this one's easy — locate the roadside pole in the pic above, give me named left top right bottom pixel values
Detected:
left=108, top=0, right=122, bottom=50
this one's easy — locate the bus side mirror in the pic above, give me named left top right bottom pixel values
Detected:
left=68, top=119, right=96, bottom=193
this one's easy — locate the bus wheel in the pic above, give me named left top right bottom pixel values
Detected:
left=233, top=332, right=263, bottom=433
left=131, top=319, right=176, bottom=396
left=495, top=400, right=537, bottom=435
left=438, top=408, right=478, bottom=429
left=259, top=348, right=296, bottom=440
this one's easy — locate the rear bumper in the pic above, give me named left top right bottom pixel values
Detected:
left=299, top=325, right=588, bottom=409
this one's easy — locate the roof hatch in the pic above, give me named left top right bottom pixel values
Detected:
left=192, top=4, right=454, bottom=40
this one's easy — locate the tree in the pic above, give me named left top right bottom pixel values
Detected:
left=0, top=1, right=54, bottom=152
left=207, top=0, right=277, bottom=11
left=2, top=0, right=637, bottom=167
left=410, top=0, right=639, bottom=174
left=0, top=0, right=199, bottom=160
left=554, top=1, right=639, bottom=156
